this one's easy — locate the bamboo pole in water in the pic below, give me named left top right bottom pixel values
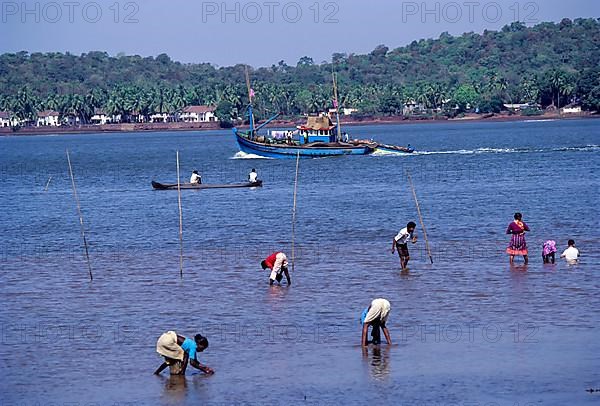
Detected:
left=44, top=175, right=52, bottom=192
left=406, top=170, right=434, bottom=264
left=291, top=150, right=300, bottom=273
left=66, top=150, right=93, bottom=281
left=176, top=151, right=184, bottom=279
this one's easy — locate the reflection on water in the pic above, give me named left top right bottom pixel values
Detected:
left=160, top=374, right=188, bottom=404
left=363, top=345, right=391, bottom=381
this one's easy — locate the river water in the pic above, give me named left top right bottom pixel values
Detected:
left=1, top=118, right=599, bottom=405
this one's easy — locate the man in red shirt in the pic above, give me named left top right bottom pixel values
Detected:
left=261, top=252, right=291, bottom=286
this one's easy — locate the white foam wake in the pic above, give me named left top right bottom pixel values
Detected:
left=231, top=151, right=272, bottom=159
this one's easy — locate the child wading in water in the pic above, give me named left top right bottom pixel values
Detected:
left=506, top=212, right=530, bottom=264
left=542, top=240, right=557, bottom=264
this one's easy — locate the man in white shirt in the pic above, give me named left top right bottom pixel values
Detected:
left=190, top=170, right=202, bottom=184
left=392, top=221, right=417, bottom=269
left=560, top=239, right=580, bottom=262
left=248, top=168, right=258, bottom=183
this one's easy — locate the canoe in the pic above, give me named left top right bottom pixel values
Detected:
left=374, top=143, right=415, bottom=154
left=152, top=180, right=263, bottom=190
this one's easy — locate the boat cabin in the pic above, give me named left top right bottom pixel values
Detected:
left=296, top=115, right=337, bottom=144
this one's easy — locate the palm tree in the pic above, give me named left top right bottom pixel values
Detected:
left=548, top=70, right=566, bottom=109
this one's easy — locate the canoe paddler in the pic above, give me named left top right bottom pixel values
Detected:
left=261, top=251, right=291, bottom=286
left=154, top=331, right=214, bottom=375
left=248, top=168, right=258, bottom=183
left=190, top=170, right=202, bottom=185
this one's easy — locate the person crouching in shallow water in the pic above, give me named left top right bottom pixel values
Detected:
left=154, top=331, right=214, bottom=375
left=361, top=298, right=392, bottom=347
left=261, top=251, right=291, bottom=286
left=506, top=212, right=530, bottom=265
left=542, top=240, right=557, bottom=264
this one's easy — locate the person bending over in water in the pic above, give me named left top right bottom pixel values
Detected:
left=261, top=251, right=291, bottom=286
left=392, top=221, right=417, bottom=269
left=154, top=331, right=214, bottom=375
left=542, top=240, right=557, bottom=264
left=506, top=212, right=530, bottom=265
left=361, top=298, right=392, bottom=347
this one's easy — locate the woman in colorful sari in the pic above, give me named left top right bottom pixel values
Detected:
left=506, top=212, right=530, bottom=264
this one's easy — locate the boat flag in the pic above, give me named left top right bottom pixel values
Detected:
left=249, top=88, right=255, bottom=100
left=333, top=99, right=338, bottom=108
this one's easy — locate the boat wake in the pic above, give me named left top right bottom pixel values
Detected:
left=413, top=145, right=599, bottom=156
left=371, top=149, right=406, bottom=156
left=231, top=151, right=273, bottom=159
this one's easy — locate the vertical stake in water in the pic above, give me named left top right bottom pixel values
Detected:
left=176, top=150, right=184, bottom=279
left=44, top=175, right=52, bottom=192
left=66, top=150, right=93, bottom=281
left=406, top=170, right=434, bottom=264
left=291, top=150, right=300, bottom=273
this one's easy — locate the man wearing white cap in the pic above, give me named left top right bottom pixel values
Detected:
left=360, top=298, right=392, bottom=347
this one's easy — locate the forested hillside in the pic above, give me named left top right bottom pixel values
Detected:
left=1, top=18, right=599, bottom=123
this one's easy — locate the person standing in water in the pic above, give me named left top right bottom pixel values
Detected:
left=560, top=239, right=580, bottom=263
left=154, top=331, right=214, bottom=376
left=361, top=298, right=392, bottom=347
left=392, top=221, right=418, bottom=269
left=506, top=212, right=530, bottom=264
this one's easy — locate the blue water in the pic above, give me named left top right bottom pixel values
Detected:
left=0, top=118, right=599, bottom=405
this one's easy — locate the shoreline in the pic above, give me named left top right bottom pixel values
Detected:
left=1, top=112, right=596, bottom=137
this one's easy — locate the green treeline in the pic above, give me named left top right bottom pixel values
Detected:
left=1, top=18, right=599, bottom=124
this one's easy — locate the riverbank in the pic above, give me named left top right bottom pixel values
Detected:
left=1, top=111, right=596, bottom=136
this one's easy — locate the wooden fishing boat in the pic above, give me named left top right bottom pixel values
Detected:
left=234, top=116, right=374, bottom=158
left=233, top=70, right=413, bottom=158
left=151, top=180, right=262, bottom=190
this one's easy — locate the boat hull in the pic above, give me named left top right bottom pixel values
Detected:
left=152, top=180, right=262, bottom=190
left=234, top=129, right=373, bottom=158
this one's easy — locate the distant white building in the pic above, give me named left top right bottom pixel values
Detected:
left=37, top=110, right=60, bottom=126
left=403, top=100, right=422, bottom=115
left=150, top=112, right=172, bottom=123
left=0, top=111, right=20, bottom=127
left=503, top=103, right=530, bottom=112
left=90, top=109, right=113, bottom=125
left=328, top=107, right=358, bottom=117
left=561, top=106, right=582, bottom=114
left=180, top=105, right=217, bottom=122
left=63, top=115, right=80, bottom=126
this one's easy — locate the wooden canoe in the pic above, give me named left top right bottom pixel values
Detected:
left=152, top=180, right=263, bottom=190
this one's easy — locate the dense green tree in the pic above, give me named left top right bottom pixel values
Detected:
left=1, top=19, right=599, bottom=120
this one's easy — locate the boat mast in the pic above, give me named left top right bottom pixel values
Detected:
left=245, top=66, right=256, bottom=139
left=332, top=70, right=342, bottom=142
